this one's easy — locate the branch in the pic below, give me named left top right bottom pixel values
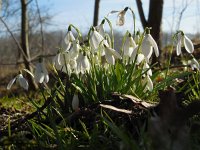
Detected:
left=0, top=17, right=29, bottom=62
left=35, top=0, right=45, bottom=53
left=135, top=0, right=148, bottom=29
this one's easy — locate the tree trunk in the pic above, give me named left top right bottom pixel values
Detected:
left=21, top=0, right=37, bottom=90
left=93, top=0, right=100, bottom=26
left=136, top=0, right=164, bottom=65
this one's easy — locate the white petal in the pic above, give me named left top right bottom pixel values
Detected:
left=90, top=30, right=104, bottom=51
left=64, top=31, right=75, bottom=45
left=146, top=75, right=153, bottom=91
left=105, top=49, right=115, bottom=65
left=35, top=73, right=44, bottom=83
left=72, top=94, right=79, bottom=111
left=136, top=53, right=145, bottom=64
left=82, top=56, right=90, bottom=71
left=184, top=35, right=194, bottom=54
left=130, top=45, right=138, bottom=63
left=147, top=34, right=159, bottom=57
left=116, top=11, right=126, bottom=26
left=130, top=36, right=137, bottom=48
left=107, top=47, right=122, bottom=59
left=176, top=36, right=182, bottom=56
left=141, top=36, right=153, bottom=61
left=123, top=37, right=130, bottom=56
left=96, top=24, right=105, bottom=37
left=18, top=75, right=29, bottom=90
left=44, top=74, right=49, bottom=83
left=7, top=77, right=17, bottom=90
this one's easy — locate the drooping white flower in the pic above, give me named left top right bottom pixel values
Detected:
left=136, top=53, right=145, bottom=65
left=69, top=39, right=81, bottom=59
left=53, top=52, right=62, bottom=70
left=141, top=32, right=159, bottom=63
left=72, top=93, right=79, bottom=111
left=64, top=27, right=75, bottom=51
left=104, top=44, right=122, bottom=65
left=116, top=7, right=128, bottom=26
left=90, top=28, right=104, bottom=53
left=129, top=45, right=139, bottom=64
left=34, top=60, right=49, bottom=84
left=145, top=75, right=153, bottom=91
left=107, top=7, right=128, bottom=26
left=7, top=73, right=29, bottom=90
left=95, top=19, right=105, bottom=37
left=176, top=32, right=194, bottom=56
left=76, top=53, right=90, bottom=74
left=123, top=33, right=137, bottom=57
left=188, top=58, right=200, bottom=70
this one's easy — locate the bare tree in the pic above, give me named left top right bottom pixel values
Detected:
left=93, top=0, right=100, bottom=26
left=136, top=0, right=164, bottom=64
left=21, top=0, right=38, bottom=90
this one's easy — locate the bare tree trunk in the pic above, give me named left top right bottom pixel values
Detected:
left=136, top=0, right=164, bottom=64
left=93, top=0, right=100, bottom=26
left=21, top=0, right=37, bottom=90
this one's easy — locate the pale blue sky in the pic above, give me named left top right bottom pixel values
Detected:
left=38, top=0, right=200, bottom=34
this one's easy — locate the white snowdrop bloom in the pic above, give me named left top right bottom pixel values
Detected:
left=136, top=53, right=145, bottom=65
left=72, top=93, right=79, bottom=111
left=90, top=28, right=104, bottom=53
left=145, top=75, right=153, bottom=91
left=143, top=62, right=152, bottom=76
left=123, top=33, right=137, bottom=57
left=116, top=7, right=128, bottom=26
left=76, top=53, right=91, bottom=74
left=53, top=52, right=62, bottom=70
left=104, top=45, right=122, bottom=65
left=129, top=45, right=139, bottom=64
left=141, top=32, right=159, bottom=63
left=7, top=74, right=29, bottom=90
left=176, top=32, right=194, bottom=56
left=69, top=40, right=81, bottom=59
left=188, top=58, right=200, bottom=70
left=34, top=60, right=49, bottom=84
left=95, top=19, right=105, bottom=37
left=64, top=27, right=75, bottom=51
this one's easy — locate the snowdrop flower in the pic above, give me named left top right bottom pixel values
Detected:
left=116, top=7, right=128, bottom=26
left=77, top=53, right=90, bottom=74
left=69, top=39, right=81, bottom=59
left=90, top=27, right=104, bottom=53
left=34, top=59, right=49, bottom=83
left=141, top=30, right=159, bottom=63
left=144, top=75, right=153, bottom=91
left=176, top=32, right=194, bottom=56
left=53, top=51, right=62, bottom=70
left=136, top=53, right=145, bottom=65
left=7, top=73, right=28, bottom=90
left=107, top=7, right=128, bottom=26
left=72, top=92, right=79, bottom=111
left=188, top=58, right=200, bottom=70
left=95, top=19, right=105, bottom=37
left=64, top=26, right=75, bottom=51
left=123, top=33, right=137, bottom=57
left=103, top=44, right=122, bottom=65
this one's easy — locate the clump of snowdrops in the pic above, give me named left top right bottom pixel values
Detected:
left=5, top=6, right=200, bottom=149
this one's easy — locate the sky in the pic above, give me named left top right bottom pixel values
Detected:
left=38, top=0, right=200, bottom=35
